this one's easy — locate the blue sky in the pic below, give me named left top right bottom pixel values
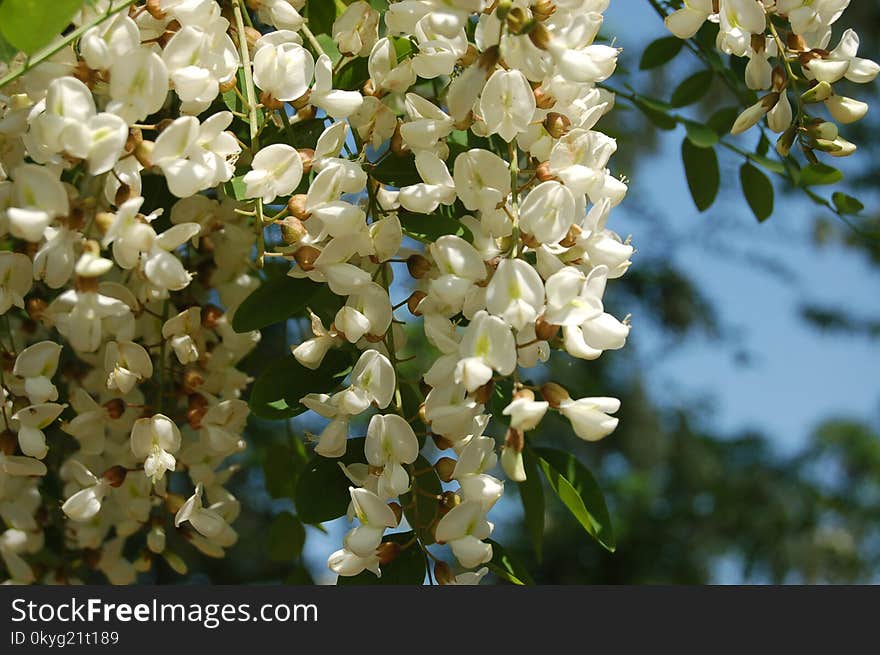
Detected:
left=605, top=5, right=880, bottom=452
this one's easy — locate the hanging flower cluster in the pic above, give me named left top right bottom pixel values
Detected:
left=0, top=0, right=259, bottom=583
left=665, top=0, right=878, bottom=158
left=0, top=0, right=631, bottom=585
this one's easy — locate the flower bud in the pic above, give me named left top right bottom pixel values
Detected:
left=536, top=160, right=558, bottom=182
left=102, top=465, right=128, bottom=488
left=187, top=393, right=208, bottom=429
left=730, top=93, right=778, bottom=135
left=805, top=120, right=838, bottom=141
left=294, top=245, right=321, bottom=272
left=534, top=87, right=556, bottom=110
left=377, top=541, right=401, bottom=565
left=406, top=254, right=432, bottom=279
left=544, top=111, right=571, bottom=138
left=287, top=194, right=310, bottom=221
left=434, top=457, right=457, bottom=482
left=25, top=298, right=47, bottom=323
left=825, top=137, right=857, bottom=158
left=801, top=81, right=833, bottom=103
left=103, top=398, right=126, bottom=419
left=407, top=290, right=427, bottom=316
left=147, top=526, right=166, bottom=554
left=528, top=22, right=553, bottom=50
left=535, top=314, right=560, bottom=341
left=279, top=216, right=308, bottom=245
left=501, top=444, right=527, bottom=482
left=540, top=382, right=571, bottom=408
left=201, top=304, right=224, bottom=329
left=434, top=560, right=455, bottom=585
left=0, top=430, right=16, bottom=456
left=474, top=379, right=495, bottom=405
left=298, top=148, right=315, bottom=176
left=182, top=367, right=205, bottom=393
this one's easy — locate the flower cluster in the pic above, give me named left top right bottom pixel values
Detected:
left=0, top=0, right=260, bottom=583
left=665, top=0, right=878, bottom=158
left=0, top=0, right=632, bottom=585
left=282, top=0, right=632, bottom=581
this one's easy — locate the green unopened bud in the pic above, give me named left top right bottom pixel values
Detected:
left=826, top=137, right=857, bottom=158
left=805, top=121, right=838, bottom=141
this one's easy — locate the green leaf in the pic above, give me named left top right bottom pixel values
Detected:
left=800, top=163, right=843, bottom=187
left=681, top=139, right=720, bottom=212
left=707, top=106, right=740, bottom=135
left=486, top=539, right=534, bottom=585
left=671, top=71, right=714, bottom=108
left=306, top=0, right=338, bottom=38
left=267, top=513, right=306, bottom=561
left=372, top=153, right=423, bottom=187
left=535, top=447, right=615, bottom=552
left=264, top=441, right=307, bottom=499
left=400, top=456, right=442, bottom=544
left=336, top=532, right=426, bottom=585
left=740, top=162, right=774, bottom=222
left=639, top=36, right=684, bottom=70
left=832, top=192, right=864, bottom=215
left=398, top=210, right=472, bottom=242
left=249, top=348, right=352, bottom=420
left=295, top=438, right=366, bottom=524
left=749, top=153, right=786, bottom=175
left=315, top=33, right=341, bottom=64
left=684, top=121, right=719, bottom=148
left=0, top=31, right=17, bottom=64
left=0, top=0, right=84, bottom=55
left=632, top=98, right=677, bottom=131
left=518, top=449, right=545, bottom=562
left=222, top=175, right=249, bottom=201
left=232, top=275, right=322, bottom=333
left=334, top=57, right=370, bottom=91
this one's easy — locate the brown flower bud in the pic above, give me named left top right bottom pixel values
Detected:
left=377, top=541, right=402, bottom=565
left=102, top=465, right=128, bottom=488
left=279, top=216, right=307, bottom=245
left=0, top=430, right=16, bottom=456
left=474, top=379, right=495, bottom=405
left=535, top=314, right=560, bottom=341
left=434, top=457, right=457, bottom=483
left=294, top=245, right=320, bottom=272
left=201, top=304, right=224, bottom=329
left=103, top=398, right=126, bottom=419
left=390, top=121, right=409, bottom=156
left=504, top=426, right=525, bottom=453
left=406, top=254, right=432, bottom=279
left=146, top=0, right=166, bottom=20
left=407, top=290, right=427, bottom=317
left=134, top=140, right=154, bottom=168
left=287, top=193, right=310, bottom=221
left=115, top=183, right=133, bottom=207
left=528, top=22, right=553, bottom=50
left=434, top=560, right=455, bottom=585
left=534, top=87, right=556, bottom=110
left=540, top=382, right=571, bottom=408
left=298, top=148, right=315, bottom=176
left=513, top=387, right=535, bottom=402
left=536, top=160, right=557, bottom=182
left=559, top=223, right=582, bottom=248
left=25, top=298, right=47, bottom=323
left=544, top=111, right=571, bottom=139
left=291, top=89, right=311, bottom=110
left=260, top=91, right=284, bottom=111
left=187, top=394, right=208, bottom=429
left=532, top=0, right=557, bottom=21
left=182, top=367, right=205, bottom=393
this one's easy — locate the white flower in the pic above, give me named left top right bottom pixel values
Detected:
left=105, top=341, right=154, bottom=395
left=369, top=37, right=417, bottom=94
left=365, top=414, right=420, bottom=498
left=12, top=403, right=66, bottom=459
left=152, top=113, right=240, bottom=198
left=61, top=463, right=109, bottom=522
left=333, top=1, right=380, bottom=57
left=334, top=349, right=396, bottom=415
left=480, top=69, right=536, bottom=142
left=453, top=148, right=510, bottom=214
left=12, top=341, right=63, bottom=404
left=175, top=484, right=238, bottom=547
left=455, top=310, right=517, bottom=392
left=0, top=252, right=32, bottom=314
left=108, top=47, right=169, bottom=123
left=558, top=396, right=621, bottom=441
left=435, top=501, right=493, bottom=568
left=131, top=414, right=182, bottom=483
left=519, top=181, right=577, bottom=245
left=243, top=144, right=304, bottom=204
left=485, top=258, right=545, bottom=331
left=665, top=0, right=713, bottom=39
left=399, top=152, right=457, bottom=214
left=7, top=164, right=68, bottom=242
left=503, top=396, right=549, bottom=432
left=162, top=307, right=203, bottom=364
left=310, top=55, right=364, bottom=119
left=253, top=38, right=314, bottom=102
left=343, top=487, right=398, bottom=558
